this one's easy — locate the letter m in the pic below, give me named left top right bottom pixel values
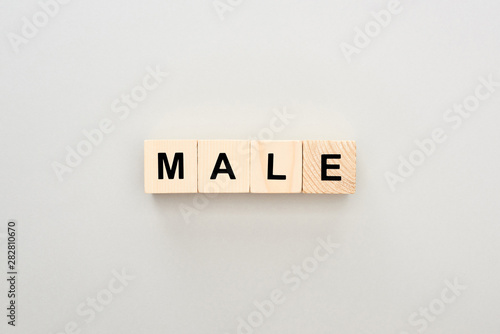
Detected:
left=158, top=153, right=184, bottom=179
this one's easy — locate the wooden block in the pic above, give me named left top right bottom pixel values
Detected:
left=250, top=140, right=302, bottom=193
left=198, top=140, right=250, bottom=193
left=144, top=140, right=197, bottom=193
left=302, top=140, right=356, bottom=194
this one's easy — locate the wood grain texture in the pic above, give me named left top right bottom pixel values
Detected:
left=198, top=140, right=250, bottom=193
left=250, top=140, right=302, bottom=193
left=302, top=140, right=356, bottom=194
left=144, top=140, right=198, bottom=193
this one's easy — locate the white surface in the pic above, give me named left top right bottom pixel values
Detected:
left=1, top=1, right=500, bottom=333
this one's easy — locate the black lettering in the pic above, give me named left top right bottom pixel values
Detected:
left=321, top=154, right=341, bottom=181
left=210, top=153, right=236, bottom=179
left=158, top=152, right=184, bottom=179
left=267, top=153, right=286, bottom=180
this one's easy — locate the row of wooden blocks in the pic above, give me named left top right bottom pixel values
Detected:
left=144, top=140, right=356, bottom=194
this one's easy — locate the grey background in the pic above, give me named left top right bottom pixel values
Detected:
left=1, top=0, right=499, bottom=333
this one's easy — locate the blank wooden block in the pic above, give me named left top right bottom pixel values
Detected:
left=302, top=140, right=356, bottom=194
left=144, top=140, right=197, bottom=193
left=198, top=140, right=250, bottom=193
left=250, top=140, right=302, bottom=193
